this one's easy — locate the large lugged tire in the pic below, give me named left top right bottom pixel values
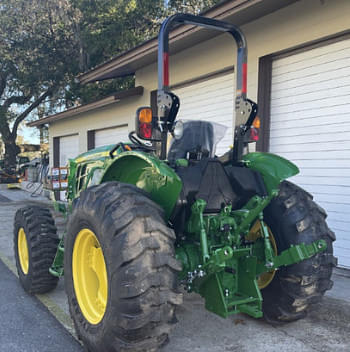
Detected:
left=262, top=181, right=337, bottom=322
left=64, top=182, right=182, bottom=352
left=13, top=205, right=59, bottom=294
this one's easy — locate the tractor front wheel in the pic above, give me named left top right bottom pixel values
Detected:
left=64, top=182, right=182, bottom=352
left=262, top=181, right=337, bottom=322
left=13, top=206, right=59, bottom=294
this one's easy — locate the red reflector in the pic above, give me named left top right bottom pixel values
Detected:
left=250, top=127, right=259, bottom=141
left=140, top=123, right=152, bottom=139
left=163, top=52, right=169, bottom=87
left=242, top=62, right=247, bottom=95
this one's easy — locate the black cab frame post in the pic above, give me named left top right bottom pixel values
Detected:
left=156, top=13, right=251, bottom=160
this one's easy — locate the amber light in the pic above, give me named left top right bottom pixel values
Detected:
left=139, top=108, right=152, bottom=123
left=252, top=116, right=260, bottom=129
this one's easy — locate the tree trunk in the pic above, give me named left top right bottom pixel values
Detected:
left=4, top=137, right=20, bottom=171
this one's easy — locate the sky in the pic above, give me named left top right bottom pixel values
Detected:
left=19, top=124, right=40, bottom=144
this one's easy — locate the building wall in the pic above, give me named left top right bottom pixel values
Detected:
left=48, top=95, right=143, bottom=167
left=136, top=0, right=350, bottom=124
left=49, top=0, right=350, bottom=162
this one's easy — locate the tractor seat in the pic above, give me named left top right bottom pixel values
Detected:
left=168, top=120, right=215, bottom=164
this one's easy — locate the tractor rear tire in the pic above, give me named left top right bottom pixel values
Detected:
left=64, top=182, right=182, bottom=352
left=13, top=205, right=59, bottom=294
left=262, top=181, right=337, bottom=322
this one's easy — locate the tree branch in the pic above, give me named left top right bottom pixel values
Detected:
left=0, top=73, right=7, bottom=98
left=11, top=87, right=54, bottom=138
left=3, top=95, right=30, bottom=110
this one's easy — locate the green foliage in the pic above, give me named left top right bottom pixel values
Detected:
left=167, top=0, right=223, bottom=14
left=0, top=0, right=81, bottom=166
left=72, top=0, right=165, bottom=70
left=69, top=0, right=223, bottom=104
left=0, top=0, right=223, bottom=166
left=68, top=0, right=166, bottom=104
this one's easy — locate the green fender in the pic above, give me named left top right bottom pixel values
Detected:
left=101, top=151, right=182, bottom=219
left=242, top=152, right=299, bottom=195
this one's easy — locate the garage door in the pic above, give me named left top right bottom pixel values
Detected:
left=174, top=72, right=235, bottom=156
left=95, top=125, right=129, bottom=147
left=59, top=134, right=79, bottom=201
left=269, top=38, right=350, bottom=268
left=59, top=134, right=79, bottom=166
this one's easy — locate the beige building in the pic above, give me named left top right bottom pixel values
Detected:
left=29, top=0, right=350, bottom=267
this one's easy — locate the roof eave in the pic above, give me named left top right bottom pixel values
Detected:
left=28, top=86, right=143, bottom=127
left=79, top=0, right=299, bottom=84
left=78, top=0, right=263, bottom=84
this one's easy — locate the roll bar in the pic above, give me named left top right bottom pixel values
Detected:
left=157, top=13, right=248, bottom=100
left=156, top=14, right=256, bottom=161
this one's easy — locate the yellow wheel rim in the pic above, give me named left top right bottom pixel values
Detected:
left=18, top=228, right=29, bottom=274
left=72, top=228, right=108, bottom=325
left=246, top=221, right=278, bottom=290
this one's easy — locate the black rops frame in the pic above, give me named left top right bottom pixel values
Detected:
left=156, top=13, right=256, bottom=160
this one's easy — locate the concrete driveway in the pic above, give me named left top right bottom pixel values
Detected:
left=0, top=186, right=349, bottom=352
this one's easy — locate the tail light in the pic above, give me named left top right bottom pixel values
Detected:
left=249, top=116, right=260, bottom=142
left=136, top=107, right=153, bottom=140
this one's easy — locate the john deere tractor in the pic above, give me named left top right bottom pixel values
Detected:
left=14, top=14, right=336, bottom=352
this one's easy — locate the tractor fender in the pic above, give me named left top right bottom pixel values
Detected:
left=101, top=151, right=182, bottom=219
left=242, top=152, right=299, bottom=195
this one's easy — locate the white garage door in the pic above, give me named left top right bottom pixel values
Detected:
left=59, top=134, right=79, bottom=166
left=95, top=125, right=129, bottom=147
left=174, top=72, right=235, bottom=156
left=269, top=38, right=350, bottom=268
left=59, top=134, right=79, bottom=201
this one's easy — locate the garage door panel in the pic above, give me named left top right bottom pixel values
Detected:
left=177, top=101, right=234, bottom=117
left=272, top=47, right=350, bottom=76
left=314, top=201, right=350, bottom=215
left=312, top=193, right=350, bottom=205
left=271, top=66, right=350, bottom=93
left=324, top=212, right=350, bottom=225
left=270, top=103, right=350, bottom=123
left=95, top=126, right=129, bottom=147
left=291, top=175, right=350, bottom=187
left=272, top=56, right=350, bottom=84
left=179, top=81, right=234, bottom=98
left=271, top=121, right=350, bottom=137
left=293, top=168, right=350, bottom=178
left=272, top=39, right=350, bottom=69
left=294, top=160, right=350, bottom=169
left=271, top=84, right=350, bottom=108
left=327, top=221, right=350, bottom=235
left=179, top=92, right=234, bottom=107
left=174, top=72, right=235, bottom=156
left=271, top=115, right=350, bottom=131
left=333, top=247, right=350, bottom=267
left=59, top=134, right=79, bottom=166
left=302, top=192, right=350, bottom=206
left=296, top=184, right=350, bottom=196
left=270, top=131, right=350, bottom=145
left=178, top=74, right=234, bottom=90
left=271, top=72, right=350, bottom=99
left=270, top=141, right=350, bottom=153
left=327, top=213, right=350, bottom=226
left=276, top=150, right=350, bottom=160
left=180, top=94, right=234, bottom=106
left=270, top=95, right=350, bottom=115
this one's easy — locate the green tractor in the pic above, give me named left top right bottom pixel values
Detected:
left=14, top=14, right=336, bottom=352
